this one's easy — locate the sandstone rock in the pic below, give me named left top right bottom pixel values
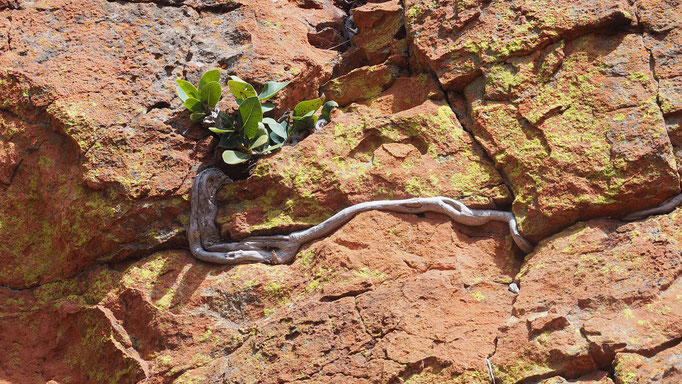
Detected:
left=0, top=70, right=195, bottom=289
left=466, top=32, right=680, bottom=241
left=210, top=210, right=523, bottom=382
left=322, top=63, right=399, bottom=106
left=533, top=371, right=614, bottom=384
left=637, top=0, right=680, bottom=33
left=406, top=0, right=633, bottom=90
left=0, top=211, right=523, bottom=383
left=613, top=343, right=682, bottom=384
left=218, top=74, right=511, bottom=240
left=492, top=207, right=682, bottom=382
left=640, top=1, right=682, bottom=174
left=3, top=0, right=682, bottom=382
left=351, top=0, right=404, bottom=65
left=0, top=0, right=345, bottom=288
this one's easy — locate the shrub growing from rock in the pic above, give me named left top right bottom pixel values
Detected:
left=176, top=69, right=337, bottom=164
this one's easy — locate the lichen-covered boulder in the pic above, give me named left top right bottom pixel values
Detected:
left=465, top=32, right=680, bottom=241
left=613, top=344, right=682, bottom=384
left=491, top=207, right=682, bottom=382
left=217, top=75, right=512, bottom=240
left=0, top=210, right=523, bottom=383
left=0, top=0, right=345, bottom=288
left=406, top=0, right=634, bottom=90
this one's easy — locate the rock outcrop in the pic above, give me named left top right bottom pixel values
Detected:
left=0, top=0, right=681, bottom=383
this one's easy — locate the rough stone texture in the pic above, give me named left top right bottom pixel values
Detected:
left=613, top=343, right=682, bottom=384
left=533, top=371, right=614, bottom=384
left=0, top=0, right=343, bottom=288
left=217, top=75, right=511, bottom=240
left=492, top=206, right=682, bottom=383
left=641, top=0, right=682, bottom=176
left=1, top=0, right=682, bottom=382
left=351, top=0, right=404, bottom=66
left=406, top=0, right=634, bottom=90
left=0, top=212, right=523, bottom=383
left=0, top=70, right=199, bottom=289
left=466, top=32, right=680, bottom=241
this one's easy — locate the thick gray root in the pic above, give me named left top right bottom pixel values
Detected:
left=188, top=168, right=535, bottom=265
left=622, top=193, right=682, bottom=221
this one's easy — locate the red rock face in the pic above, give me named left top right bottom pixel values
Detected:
left=466, top=32, right=680, bottom=241
left=1, top=0, right=682, bottom=383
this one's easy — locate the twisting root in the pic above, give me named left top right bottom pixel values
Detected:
left=622, top=193, right=682, bottom=221
left=189, top=168, right=534, bottom=265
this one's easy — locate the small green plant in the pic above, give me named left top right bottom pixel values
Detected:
left=176, top=69, right=337, bottom=165
left=176, top=69, right=222, bottom=123
left=290, top=97, right=338, bottom=132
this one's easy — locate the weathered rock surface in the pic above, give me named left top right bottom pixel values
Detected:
left=1, top=211, right=523, bottom=383
left=1, top=0, right=681, bottom=382
left=406, top=0, right=634, bottom=90
left=492, top=207, right=682, bottom=383
left=217, top=75, right=511, bottom=240
left=613, top=343, right=682, bottom=384
left=0, top=0, right=343, bottom=288
left=466, top=32, right=680, bottom=241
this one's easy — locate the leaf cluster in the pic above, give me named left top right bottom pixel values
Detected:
left=176, top=69, right=222, bottom=122
left=176, top=69, right=337, bottom=165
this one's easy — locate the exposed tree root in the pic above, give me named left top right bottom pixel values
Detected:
left=189, top=168, right=534, bottom=264
left=622, top=193, right=682, bottom=221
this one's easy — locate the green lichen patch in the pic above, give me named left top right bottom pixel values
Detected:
left=406, top=0, right=632, bottom=90
left=467, top=32, right=680, bottom=241
left=321, top=64, right=397, bottom=106
left=217, top=77, right=512, bottom=239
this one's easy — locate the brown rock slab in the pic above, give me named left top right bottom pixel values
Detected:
left=0, top=208, right=523, bottom=383
left=534, top=371, right=615, bottom=383
left=466, top=32, right=680, bottom=241
left=0, top=0, right=346, bottom=288
left=406, top=0, right=633, bottom=90
left=351, top=0, right=404, bottom=65
left=218, top=75, right=511, bottom=240
left=217, top=210, right=523, bottom=383
left=613, top=343, right=682, bottom=384
left=0, top=71, right=196, bottom=289
left=636, top=0, right=681, bottom=33
left=492, top=207, right=682, bottom=382
left=322, top=63, right=399, bottom=106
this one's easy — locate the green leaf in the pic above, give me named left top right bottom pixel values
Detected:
left=176, top=79, right=199, bottom=102
left=239, top=96, right=263, bottom=139
left=190, top=112, right=206, bottom=122
left=184, top=97, right=202, bottom=112
left=209, top=127, right=234, bottom=134
left=200, top=81, right=222, bottom=108
left=216, top=111, right=234, bottom=130
left=219, top=133, right=241, bottom=149
left=292, top=115, right=316, bottom=132
left=222, top=150, right=251, bottom=164
left=261, top=102, right=275, bottom=113
left=321, top=100, right=338, bottom=121
left=263, top=117, right=287, bottom=139
left=176, top=86, right=190, bottom=103
left=199, top=69, right=220, bottom=90
left=228, top=76, right=257, bottom=100
left=270, top=130, right=284, bottom=144
left=250, top=132, right=269, bottom=149
left=294, top=97, right=323, bottom=117
left=258, top=81, right=290, bottom=101
left=265, top=141, right=284, bottom=152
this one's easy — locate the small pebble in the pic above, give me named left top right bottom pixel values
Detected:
left=508, top=282, right=520, bottom=294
